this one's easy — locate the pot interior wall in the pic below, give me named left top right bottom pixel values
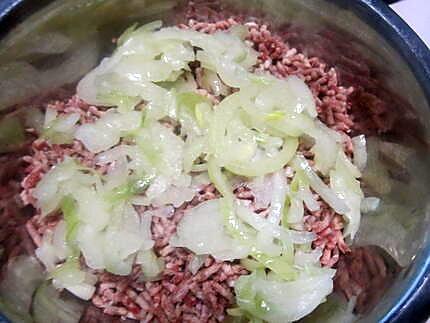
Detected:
left=0, top=0, right=429, bottom=321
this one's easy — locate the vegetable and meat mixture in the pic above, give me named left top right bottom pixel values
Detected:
left=0, top=3, right=398, bottom=323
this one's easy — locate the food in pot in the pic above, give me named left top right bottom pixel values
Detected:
left=0, top=2, right=398, bottom=322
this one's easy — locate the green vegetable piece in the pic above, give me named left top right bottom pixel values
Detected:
left=234, top=271, right=272, bottom=321
left=49, top=257, right=80, bottom=280
left=177, top=91, right=210, bottom=110
left=264, top=110, right=285, bottom=121
left=42, top=128, right=73, bottom=145
left=106, top=175, right=154, bottom=203
left=96, top=91, right=141, bottom=113
left=251, top=252, right=297, bottom=281
left=224, top=137, right=298, bottom=177
left=61, top=196, right=80, bottom=243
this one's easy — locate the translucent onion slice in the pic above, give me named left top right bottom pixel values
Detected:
left=292, top=155, right=349, bottom=215
left=225, top=137, right=298, bottom=177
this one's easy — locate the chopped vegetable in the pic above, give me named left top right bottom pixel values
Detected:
left=308, top=121, right=342, bottom=175
left=292, top=155, right=349, bottom=215
left=330, top=150, right=363, bottom=239
left=61, top=197, right=80, bottom=243
left=170, top=199, right=250, bottom=260
left=34, top=158, right=155, bottom=276
left=75, top=110, right=142, bottom=153
left=234, top=269, right=334, bottom=323
left=35, top=222, right=69, bottom=271
left=136, top=249, right=165, bottom=280
left=267, top=170, right=288, bottom=225
left=236, top=202, right=315, bottom=246
left=51, top=258, right=97, bottom=300
left=43, top=108, right=80, bottom=144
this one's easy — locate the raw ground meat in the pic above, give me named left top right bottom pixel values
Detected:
left=0, top=1, right=400, bottom=322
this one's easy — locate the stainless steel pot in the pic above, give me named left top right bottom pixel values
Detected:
left=0, top=1, right=429, bottom=322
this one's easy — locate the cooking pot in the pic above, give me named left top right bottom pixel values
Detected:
left=0, top=0, right=429, bottom=322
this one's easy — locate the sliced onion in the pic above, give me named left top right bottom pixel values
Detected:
left=329, top=151, right=363, bottom=239
left=294, top=248, right=323, bottom=268
left=170, top=199, right=250, bottom=260
left=292, top=155, right=349, bottom=215
left=236, top=202, right=315, bottom=245
left=286, top=196, right=305, bottom=225
left=234, top=269, right=334, bottom=322
left=308, top=121, right=342, bottom=175
left=267, top=170, right=288, bottom=225
left=247, top=175, right=273, bottom=209
left=75, top=110, right=142, bottom=153
left=225, top=137, right=298, bottom=177
left=298, top=184, right=320, bottom=212
left=199, top=68, right=230, bottom=96
left=136, top=249, right=164, bottom=280
left=286, top=75, right=317, bottom=118
left=51, top=259, right=97, bottom=301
